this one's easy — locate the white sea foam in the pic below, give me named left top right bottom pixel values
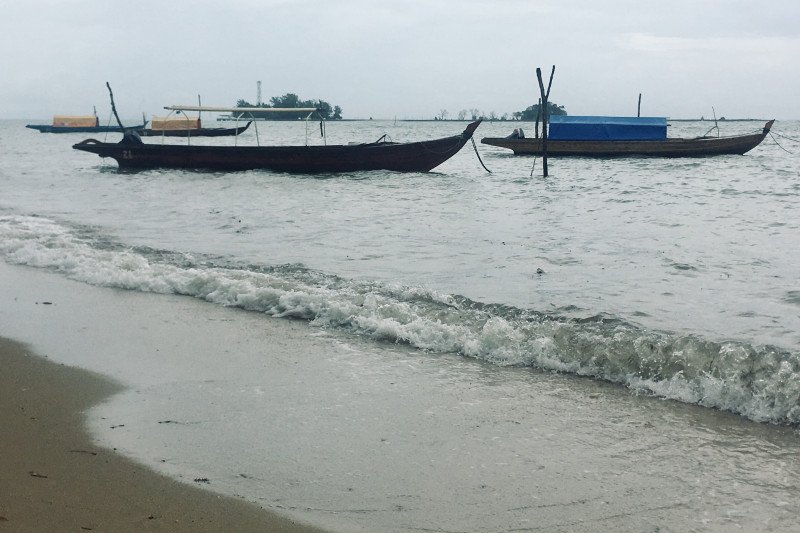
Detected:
left=2, top=214, right=799, bottom=425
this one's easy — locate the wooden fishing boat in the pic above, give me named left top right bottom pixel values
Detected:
left=137, top=121, right=252, bottom=137
left=73, top=115, right=482, bottom=173
left=481, top=117, right=774, bottom=157
left=74, top=87, right=481, bottom=173
left=26, top=118, right=147, bottom=134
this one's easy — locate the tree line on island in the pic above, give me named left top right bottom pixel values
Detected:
left=435, top=102, right=567, bottom=121
left=234, top=93, right=342, bottom=120
left=234, top=93, right=566, bottom=121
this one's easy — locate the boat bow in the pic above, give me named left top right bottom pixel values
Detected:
left=462, top=120, right=481, bottom=139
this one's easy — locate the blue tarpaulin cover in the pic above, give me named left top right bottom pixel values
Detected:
left=549, top=116, right=667, bottom=141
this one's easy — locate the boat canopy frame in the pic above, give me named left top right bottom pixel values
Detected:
left=162, top=105, right=324, bottom=147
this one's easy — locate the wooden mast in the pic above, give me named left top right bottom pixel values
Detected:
left=105, top=82, right=125, bottom=130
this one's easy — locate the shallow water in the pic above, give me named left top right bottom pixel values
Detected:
left=1, top=118, right=799, bottom=530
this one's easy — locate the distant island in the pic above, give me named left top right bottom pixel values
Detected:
left=233, top=93, right=342, bottom=120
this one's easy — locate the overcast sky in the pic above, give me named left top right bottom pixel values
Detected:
left=2, top=0, right=798, bottom=120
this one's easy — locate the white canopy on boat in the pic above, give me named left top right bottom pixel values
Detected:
left=165, top=105, right=318, bottom=113
left=161, top=105, right=324, bottom=147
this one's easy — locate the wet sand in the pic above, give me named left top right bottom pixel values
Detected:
left=0, top=336, right=323, bottom=532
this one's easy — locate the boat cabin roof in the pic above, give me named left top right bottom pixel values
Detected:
left=550, top=116, right=667, bottom=126
left=549, top=115, right=667, bottom=141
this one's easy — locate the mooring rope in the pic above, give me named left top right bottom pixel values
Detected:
left=770, top=130, right=800, bottom=143
left=769, top=133, right=793, bottom=154
left=103, top=112, right=115, bottom=142
left=471, top=137, right=491, bottom=173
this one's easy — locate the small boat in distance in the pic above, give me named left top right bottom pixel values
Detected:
left=136, top=109, right=252, bottom=137
left=481, top=116, right=774, bottom=157
left=26, top=110, right=147, bottom=133
left=73, top=104, right=481, bottom=173
left=137, top=123, right=251, bottom=137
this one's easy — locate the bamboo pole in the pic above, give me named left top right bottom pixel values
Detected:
left=535, top=66, right=555, bottom=177
left=105, top=82, right=125, bottom=130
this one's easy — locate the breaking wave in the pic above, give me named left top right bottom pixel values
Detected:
left=2, top=214, right=799, bottom=425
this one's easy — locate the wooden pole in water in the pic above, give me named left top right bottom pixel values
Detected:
left=535, top=97, right=541, bottom=138
left=638, top=93, right=642, bottom=117
left=536, top=66, right=555, bottom=177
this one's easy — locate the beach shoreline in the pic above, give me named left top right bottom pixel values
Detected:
left=0, top=335, right=324, bottom=532
left=2, top=255, right=800, bottom=531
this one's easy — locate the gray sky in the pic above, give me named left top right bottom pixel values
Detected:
left=2, top=0, right=798, bottom=120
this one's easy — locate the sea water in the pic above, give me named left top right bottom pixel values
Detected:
left=1, top=118, right=799, bottom=531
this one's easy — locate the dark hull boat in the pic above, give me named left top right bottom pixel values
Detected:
left=73, top=121, right=481, bottom=173
left=27, top=123, right=147, bottom=134
left=482, top=120, right=774, bottom=157
left=137, top=121, right=252, bottom=137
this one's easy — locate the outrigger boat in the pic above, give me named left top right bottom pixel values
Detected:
left=137, top=121, right=252, bottom=138
left=481, top=116, right=774, bottom=157
left=74, top=99, right=481, bottom=172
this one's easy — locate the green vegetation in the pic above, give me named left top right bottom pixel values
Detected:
left=234, top=93, right=342, bottom=120
left=513, top=102, right=567, bottom=121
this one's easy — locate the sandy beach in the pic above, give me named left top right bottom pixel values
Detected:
left=0, top=336, right=323, bottom=532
